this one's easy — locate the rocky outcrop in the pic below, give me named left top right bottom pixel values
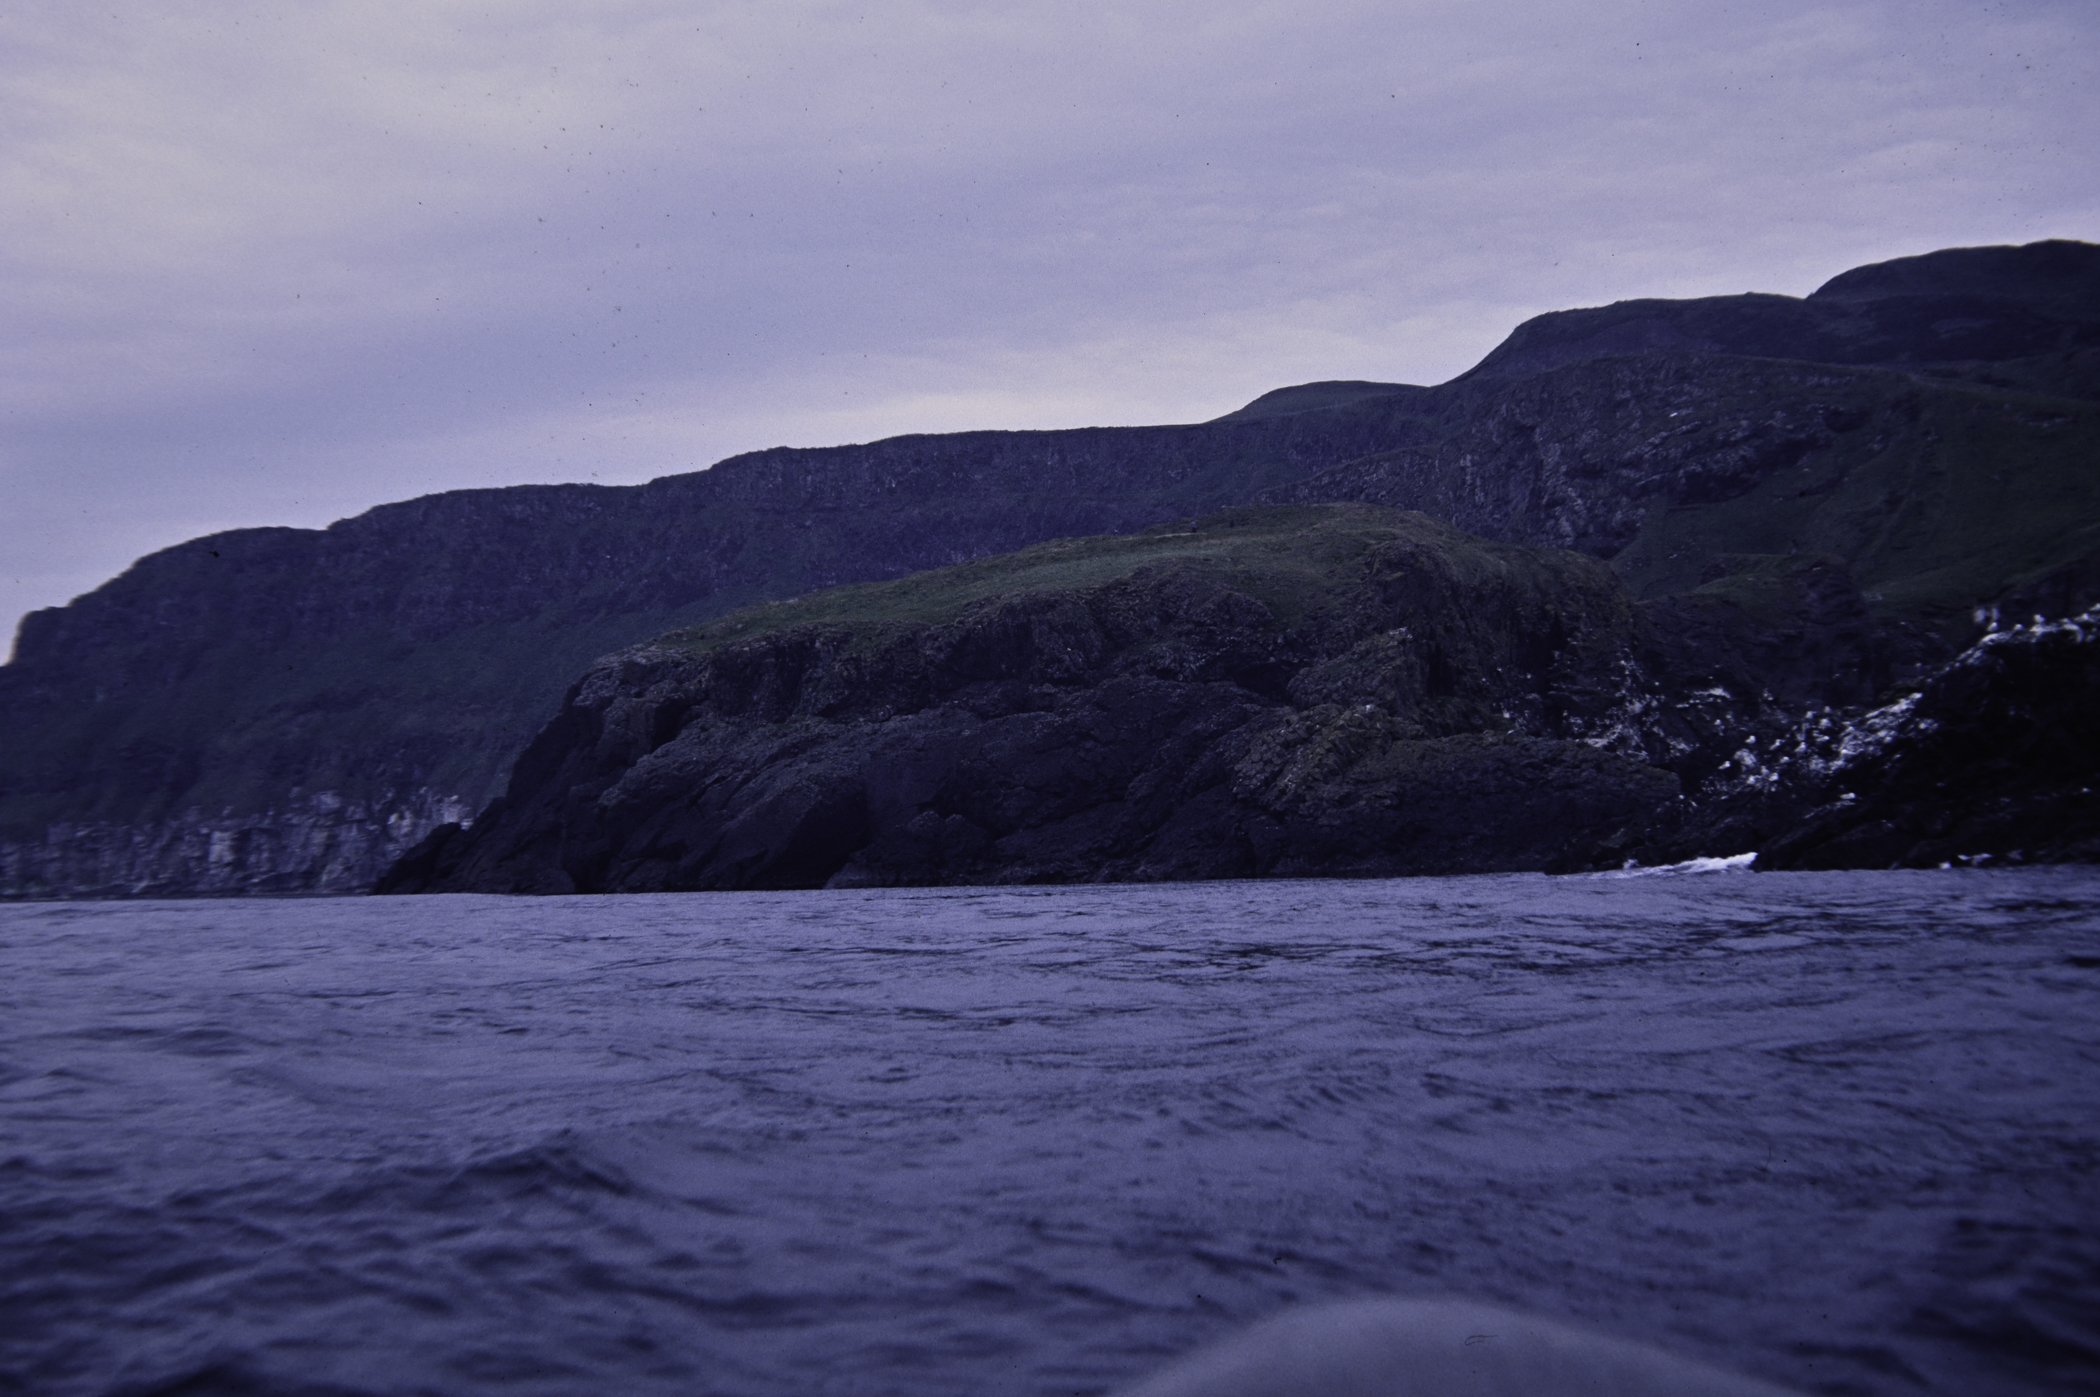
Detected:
left=1755, top=607, right=2100, bottom=868
left=381, top=508, right=1683, bottom=892
left=1553, top=606, right=2100, bottom=872
left=389, top=505, right=2100, bottom=893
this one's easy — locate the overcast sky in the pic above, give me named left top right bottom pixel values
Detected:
left=5, top=0, right=2096, bottom=642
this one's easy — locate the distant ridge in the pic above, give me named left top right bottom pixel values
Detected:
left=1809, top=237, right=2100, bottom=307
left=1461, top=237, right=2100, bottom=382
left=1208, top=380, right=1420, bottom=424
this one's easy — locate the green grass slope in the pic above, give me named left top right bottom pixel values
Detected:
left=658, top=503, right=1603, bottom=662
left=1609, top=372, right=2100, bottom=634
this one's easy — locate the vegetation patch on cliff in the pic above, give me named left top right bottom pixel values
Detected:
left=659, top=504, right=1607, bottom=658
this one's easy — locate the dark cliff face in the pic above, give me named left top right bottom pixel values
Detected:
left=1547, top=605, right=2100, bottom=874
left=387, top=506, right=2099, bottom=894
left=382, top=508, right=1681, bottom=892
left=389, top=501, right=2084, bottom=895
left=0, top=403, right=1436, bottom=847
left=1754, top=609, right=2100, bottom=870
left=9, top=239, right=2100, bottom=895
left=1273, top=352, right=2100, bottom=638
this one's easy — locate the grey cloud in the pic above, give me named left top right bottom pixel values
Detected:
left=4, top=0, right=2096, bottom=636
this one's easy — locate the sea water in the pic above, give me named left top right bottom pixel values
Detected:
left=1, top=869, right=2095, bottom=1397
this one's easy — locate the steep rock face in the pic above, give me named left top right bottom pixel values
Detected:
left=1, top=403, right=1437, bottom=896
left=1550, top=607, right=2100, bottom=873
left=1274, top=353, right=2100, bottom=635
left=1755, top=609, right=2100, bottom=868
left=1273, top=356, right=1857, bottom=556
left=0, top=788, right=472, bottom=899
left=382, top=508, right=1679, bottom=892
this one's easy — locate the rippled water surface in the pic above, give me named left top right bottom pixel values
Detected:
left=2, top=870, right=2097, bottom=1397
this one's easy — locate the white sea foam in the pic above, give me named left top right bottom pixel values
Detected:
left=1595, top=851, right=1759, bottom=877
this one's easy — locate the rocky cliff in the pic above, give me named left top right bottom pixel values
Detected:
left=1558, top=604, right=2100, bottom=873
left=379, top=508, right=1679, bottom=891
left=0, top=788, right=473, bottom=900
left=385, top=506, right=2100, bottom=894
left=9, top=239, right=2100, bottom=895
left=1272, top=350, right=2100, bottom=634
left=0, top=404, right=1436, bottom=895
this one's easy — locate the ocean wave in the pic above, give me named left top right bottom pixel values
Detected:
left=3, top=874, right=2096, bottom=1396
